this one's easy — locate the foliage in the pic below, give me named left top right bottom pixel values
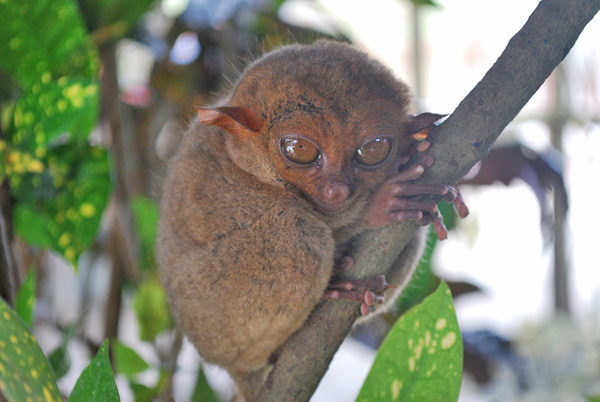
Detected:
left=357, top=281, right=463, bottom=401
left=131, top=196, right=160, bottom=272
left=133, top=280, right=172, bottom=342
left=113, top=341, right=150, bottom=376
left=129, top=369, right=170, bottom=402
left=0, top=298, right=121, bottom=401
left=0, top=297, right=62, bottom=402
left=396, top=226, right=439, bottom=316
left=0, top=0, right=109, bottom=265
left=48, top=324, right=76, bottom=379
left=68, top=340, right=120, bottom=402
left=0, top=0, right=156, bottom=398
left=396, top=202, right=457, bottom=315
left=0, top=1, right=98, bottom=88
left=14, top=269, right=36, bottom=327
left=192, top=367, right=220, bottom=402
left=409, top=0, right=440, bottom=7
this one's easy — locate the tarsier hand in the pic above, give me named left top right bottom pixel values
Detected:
left=363, top=140, right=469, bottom=240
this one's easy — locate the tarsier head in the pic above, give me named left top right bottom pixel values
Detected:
left=197, top=40, right=440, bottom=217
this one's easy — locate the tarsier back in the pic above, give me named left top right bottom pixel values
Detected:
left=156, top=40, right=467, bottom=401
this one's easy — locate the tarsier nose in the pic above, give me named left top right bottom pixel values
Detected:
left=323, top=182, right=350, bottom=204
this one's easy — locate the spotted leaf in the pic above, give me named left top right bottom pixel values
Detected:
left=12, top=144, right=110, bottom=265
left=357, top=280, right=463, bottom=402
left=0, top=0, right=108, bottom=267
left=0, top=298, right=62, bottom=402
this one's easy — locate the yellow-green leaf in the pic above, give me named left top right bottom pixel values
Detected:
left=12, top=146, right=111, bottom=265
left=0, top=298, right=62, bottom=402
left=133, top=281, right=172, bottom=342
left=357, top=280, right=463, bottom=402
left=113, top=341, right=150, bottom=376
left=15, top=269, right=36, bottom=328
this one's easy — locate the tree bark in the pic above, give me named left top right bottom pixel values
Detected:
left=258, top=0, right=600, bottom=400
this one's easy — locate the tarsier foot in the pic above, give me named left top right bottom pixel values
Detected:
left=323, top=271, right=396, bottom=316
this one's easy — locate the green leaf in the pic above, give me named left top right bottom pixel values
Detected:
left=0, top=298, right=62, bottom=402
left=15, top=269, right=36, bottom=327
left=113, top=341, right=150, bottom=376
left=68, top=340, right=120, bottom=402
left=0, top=0, right=98, bottom=89
left=192, top=367, right=219, bottom=402
left=12, top=145, right=111, bottom=265
left=130, top=368, right=170, bottom=402
left=357, top=281, right=463, bottom=402
left=130, top=382, right=156, bottom=402
left=48, top=343, right=71, bottom=380
left=11, top=77, right=99, bottom=148
left=6, top=78, right=107, bottom=267
left=408, top=0, right=440, bottom=7
left=133, top=281, right=172, bottom=342
left=438, top=201, right=458, bottom=232
left=13, top=205, right=53, bottom=248
left=131, top=197, right=160, bottom=271
left=48, top=324, right=76, bottom=379
left=396, top=227, right=439, bottom=315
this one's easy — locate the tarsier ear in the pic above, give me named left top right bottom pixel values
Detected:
left=197, top=106, right=264, bottom=139
left=406, top=112, right=447, bottom=140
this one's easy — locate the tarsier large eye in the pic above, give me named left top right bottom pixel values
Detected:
left=281, top=138, right=320, bottom=164
left=355, top=137, right=392, bottom=166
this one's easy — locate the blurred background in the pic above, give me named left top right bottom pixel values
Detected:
left=1, top=0, right=599, bottom=401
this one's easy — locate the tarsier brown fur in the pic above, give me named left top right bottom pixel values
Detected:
left=156, top=40, right=468, bottom=401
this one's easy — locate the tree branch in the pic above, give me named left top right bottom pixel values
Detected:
left=258, top=0, right=600, bottom=400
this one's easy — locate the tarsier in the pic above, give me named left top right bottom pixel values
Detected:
left=157, top=40, right=468, bottom=401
